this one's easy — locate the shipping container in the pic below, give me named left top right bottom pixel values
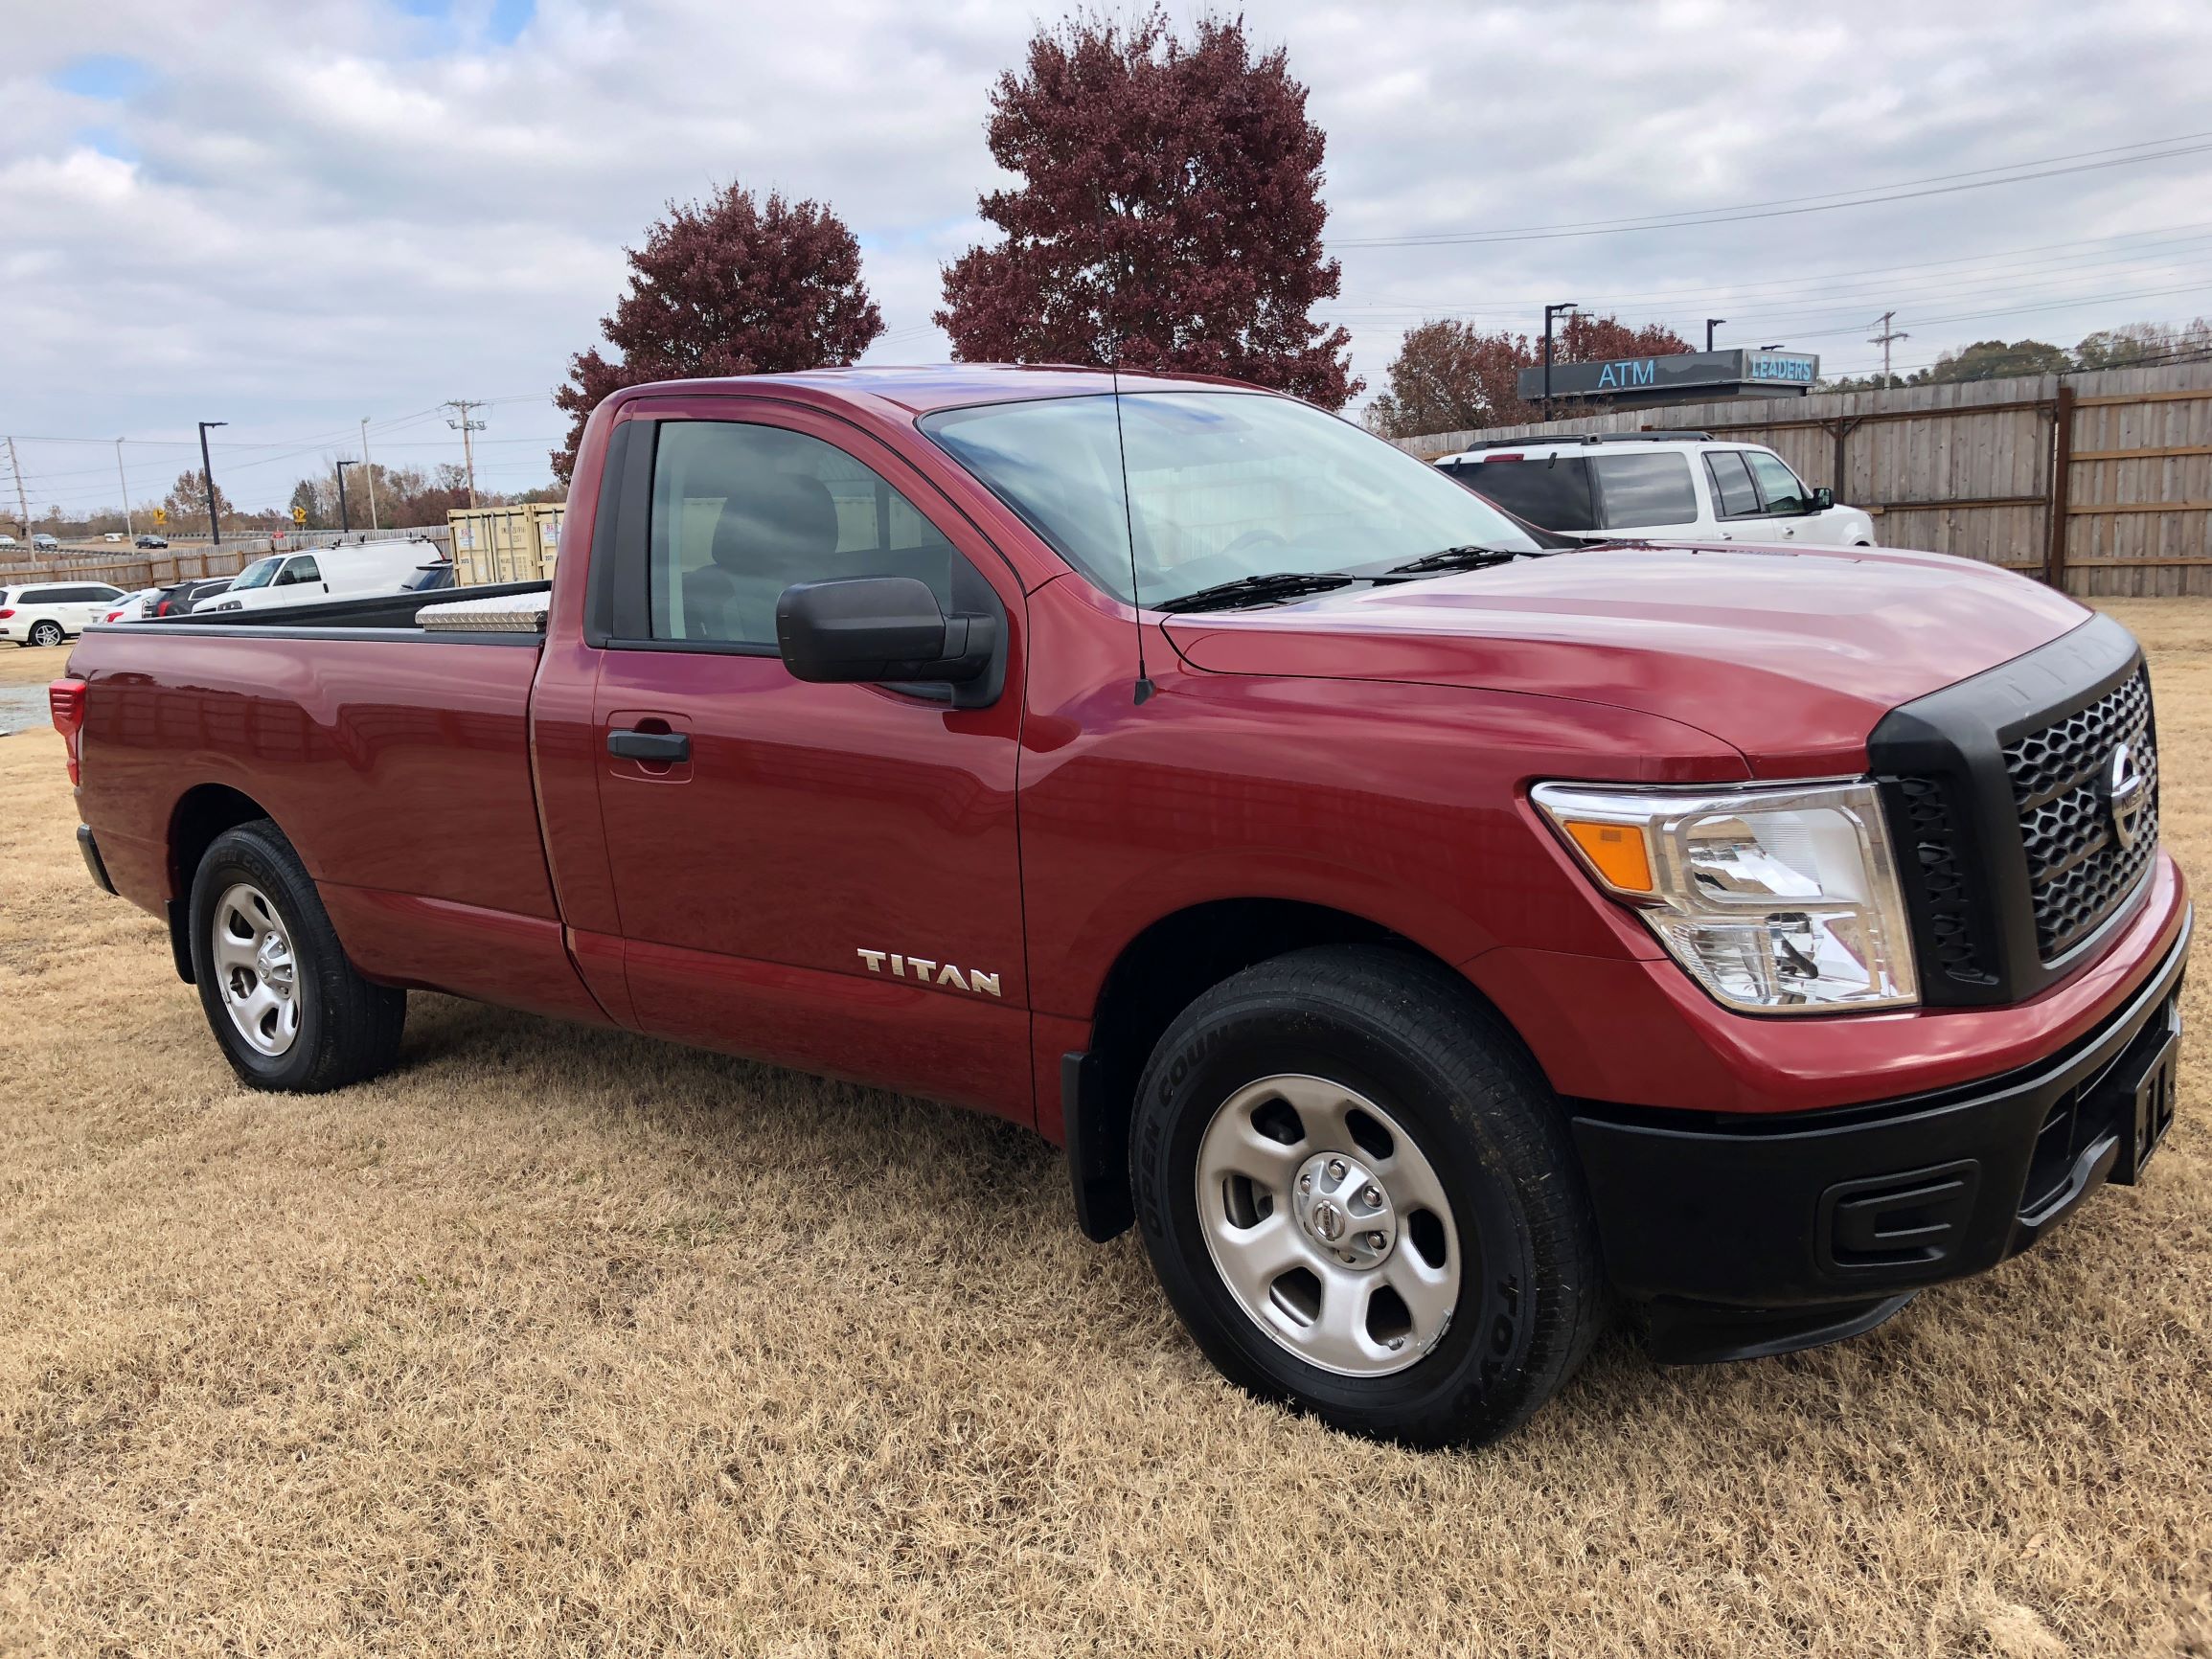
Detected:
left=447, top=502, right=565, bottom=585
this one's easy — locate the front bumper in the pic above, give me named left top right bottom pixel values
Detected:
left=1573, top=903, right=2190, bottom=1362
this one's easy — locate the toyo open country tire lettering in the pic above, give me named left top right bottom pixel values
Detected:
left=189, top=820, right=406, bottom=1092
left=1130, top=946, right=1605, bottom=1446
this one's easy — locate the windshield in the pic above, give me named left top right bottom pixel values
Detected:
left=921, top=392, right=1541, bottom=606
left=231, top=556, right=283, bottom=590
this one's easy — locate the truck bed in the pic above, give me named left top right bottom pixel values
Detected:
left=66, top=580, right=606, bottom=1027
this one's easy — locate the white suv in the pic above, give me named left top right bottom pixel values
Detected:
left=0, top=581, right=129, bottom=648
left=1435, top=433, right=1877, bottom=548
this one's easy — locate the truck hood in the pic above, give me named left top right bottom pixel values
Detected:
left=1161, top=542, right=2091, bottom=776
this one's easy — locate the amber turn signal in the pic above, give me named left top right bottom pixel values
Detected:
left=1561, top=819, right=1653, bottom=894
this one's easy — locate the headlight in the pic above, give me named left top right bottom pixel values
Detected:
left=1532, top=779, right=1918, bottom=1014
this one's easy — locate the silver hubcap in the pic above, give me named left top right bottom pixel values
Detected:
left=211, top=882, right=301, bottom=1057
left=1195, top=1075, right=1461, bottom=1377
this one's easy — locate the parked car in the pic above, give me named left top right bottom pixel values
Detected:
left=100, top=587, right=165, bottom=624
left=56, top=366, right=2183, bottom=1447
left=31, top=534, right=60, bottom=552
left=198, top=539, right=443, bottom=615
left=1436, top=433, right=1879, bottom=547
left=0, top=580, right=127, bottom=646
left=151, top=577, right=233, bottom=618
left=400, top=558, right=457, bottom=592
left=0, top=534, right=18, bottom=549
left=103, top=533, right=125, bottom=543
left=135, top=534, right=169, bottom=550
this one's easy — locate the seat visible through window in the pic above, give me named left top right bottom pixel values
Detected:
left=649, top=421, right=958, bottom=647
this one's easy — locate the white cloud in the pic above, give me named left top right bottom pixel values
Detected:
left=4, top=0, right=2212, bottom=510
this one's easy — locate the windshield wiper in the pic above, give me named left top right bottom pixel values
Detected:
left=1152, top=570, right=1367, bottom=614
left=1379, top=544, right=1549, bottom=578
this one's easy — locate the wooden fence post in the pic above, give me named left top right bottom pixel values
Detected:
left=2042, top=385, right=2075, bottom=589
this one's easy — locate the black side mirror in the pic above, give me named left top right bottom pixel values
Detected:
left=776, top=576, right=999, bottom=693
left=1809, top=486, right=1835, bottom=512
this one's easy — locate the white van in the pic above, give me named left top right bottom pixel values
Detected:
left=1435, top=434, right=1877, bottom=548
left=199, top=539, right=444, bottom=615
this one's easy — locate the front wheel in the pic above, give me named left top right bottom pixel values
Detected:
left=1130, top=946, right=1604, bottom=1446
left=190, top=820, right=406, bottom=1091
left=29, top=621, right=63, bottom=648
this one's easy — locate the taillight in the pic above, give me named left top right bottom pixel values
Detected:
left=1483, top=454, right=1524, bottom=463
left=0, top=608, right=14, bottom=620
left=50, top=679, right=86, bottom=785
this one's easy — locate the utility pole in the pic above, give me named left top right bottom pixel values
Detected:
left=1542, top=302, right=1579, bottom=422
left=1706, top=318, right=1726, bottom=352
left=445, top=399, right=486, bottom=507
left=197, top=420, right=228, bottom=546
left=115, top=440, right=135, bottom=537
left=334, top=460, right=359, bottom=534
left=4, top=437, right=29, bottom=541
left=360, top=417, right=380, bottom=531
left=1869, top=311, right=1909, bottom=387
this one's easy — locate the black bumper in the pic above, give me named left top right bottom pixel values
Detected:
left=1572, top=906, right=2189, bottom=1363
left=77, top=823, right=116, bottom=895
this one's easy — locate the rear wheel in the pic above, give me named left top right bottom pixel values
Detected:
left=1130, top=946, right=1604, bottom=1446
left=29, top=621, right=63, bottom=648
left=189, top=820, right=405, bottom=1091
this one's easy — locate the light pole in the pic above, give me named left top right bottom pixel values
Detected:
left=197, top=421, right=228, bottom=547
left=1706, top=318, right=1726, bottom=352
left=335, top=460, right=359, bottom=535
left=1542, top=302, right=1579, bottom=422
left=115, top=439, right=134, bottom=537
left=359, top=417, right=380, bottom=531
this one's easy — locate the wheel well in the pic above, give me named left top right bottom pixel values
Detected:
left=169, top=784, right=273, bottom=899
left=1068, top=899, right=1468, bottom=1239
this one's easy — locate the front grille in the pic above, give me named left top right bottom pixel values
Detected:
left=1890, top=774, right=1990, bottom=984
left=2001, top=668, right=2158, bottom=960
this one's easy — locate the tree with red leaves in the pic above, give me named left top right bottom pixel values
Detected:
left=1367, top=315, right=1694, bottom=438
left=552, top=185, right=883, bottom=481
left=937, top=8, right=1358, bottom=409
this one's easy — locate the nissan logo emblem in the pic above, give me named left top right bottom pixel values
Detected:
left=2105, top=742, right=2150, bottom=850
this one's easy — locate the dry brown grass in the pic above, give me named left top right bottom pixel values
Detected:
left=3, top=610, right=2209, bottom=1657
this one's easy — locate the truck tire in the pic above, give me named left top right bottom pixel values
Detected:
left=1129, top=945, right=1604, bottom=1446
left=189, top=820, right=406, bottom=1092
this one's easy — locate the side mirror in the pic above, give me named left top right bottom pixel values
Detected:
left=775, top=576, right=999, bottom=690
left=1809, top=487, right=1835, bottom=512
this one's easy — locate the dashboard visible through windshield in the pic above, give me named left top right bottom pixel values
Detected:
left=921, top=391, right=1542, bottom=609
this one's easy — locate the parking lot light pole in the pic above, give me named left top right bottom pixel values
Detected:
left=1542, top=303, right=1579, bottom=423
left=115, top=439, right=134, bottom=538
left=197, top=421, right=227, bottom=547
left=1706, top=318, right=1725, bottom=352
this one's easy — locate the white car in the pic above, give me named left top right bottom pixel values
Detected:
left=103, top=533, right=125, bottom=543
left=0, top=580, right=129, bottom=647
left=200, top=539, right=445, bottom=615
left=0, top=534, right=17, bottom=549
left=1435, top=434, right=1878, bottom=548
left=100, top=586, right=166, bottom=623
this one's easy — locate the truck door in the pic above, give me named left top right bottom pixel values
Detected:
left=582, top=399, right=1034, bottom=1125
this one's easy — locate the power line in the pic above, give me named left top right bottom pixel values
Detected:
left=1330, top=132, right=2212, bottom=249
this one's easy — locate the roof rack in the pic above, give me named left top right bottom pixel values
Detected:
left=1446, top=431, right=1716, bottom=455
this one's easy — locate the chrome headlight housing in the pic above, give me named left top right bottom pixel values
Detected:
left=1533, top=779, right=1918, bottom=1014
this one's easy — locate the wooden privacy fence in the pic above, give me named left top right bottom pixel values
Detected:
left=1391, top=362, right=2212, bottom=598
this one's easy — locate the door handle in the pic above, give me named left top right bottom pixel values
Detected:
left=608, top=729, right=691, bottom=762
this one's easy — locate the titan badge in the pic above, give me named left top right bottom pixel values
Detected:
left=855, top=948, right=1002, bottom=998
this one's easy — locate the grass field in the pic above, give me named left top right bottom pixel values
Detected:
left=2, top=614, right=2209, bottom=1658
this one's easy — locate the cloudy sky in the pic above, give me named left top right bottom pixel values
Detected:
left=6, top=0, right=2211, bottom=514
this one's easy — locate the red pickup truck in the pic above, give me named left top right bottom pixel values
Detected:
left=55, top=367, right=2187, bottom=1446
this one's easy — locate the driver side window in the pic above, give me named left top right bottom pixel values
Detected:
left=647, top=421, right=959, bottom=648
left=1745, top=452, right=1812, bottom=516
